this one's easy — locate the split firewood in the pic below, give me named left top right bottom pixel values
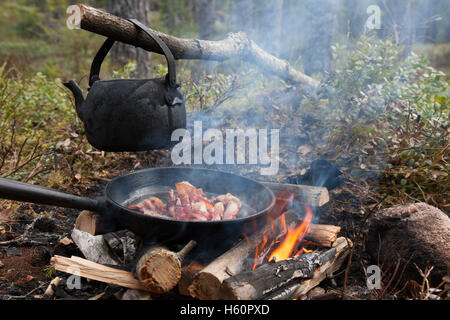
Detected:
left=262, top=182, right=329, bottom=208
left=188, top=223, right=282, bottom=300
left=74, top=211, right=104, bottom=236
left=70, top=228, right=119, bottom=265
left=51, top=255, right=148, bottom=291
left=69, top=4, right=319, bottom=88
left=221, top=237, right=352, bottom=300
left=136, top=240, right=197, bottom=294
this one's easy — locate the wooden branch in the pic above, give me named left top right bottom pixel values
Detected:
left=72, top=4, right=320, bottom=88
left=43, top=277, right=62, bottom=298
left=136, top=240, right=196, bottom=294
left=221, top=237, right=352, bottom=300
left=261, top=182, right=329, bottom=208
left=51, top=255, right=148, bottom=291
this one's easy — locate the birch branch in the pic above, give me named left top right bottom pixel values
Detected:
left=71, top=4, right=320, bottom=88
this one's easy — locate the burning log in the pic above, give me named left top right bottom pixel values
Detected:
left=221, top=237, right=352, bottom=300
left=304, top=225, right=340, bottom=247
left=281, top=209, right=340, bottom=247
left=69, top=4, right=319, bottom=88
left=51, top=255, right=148, bottom=291
left=188, top=208, right=339, bottom=300
left=136, top=240, right=196, bottom=294
left=265, top=238, right=352, bottom=300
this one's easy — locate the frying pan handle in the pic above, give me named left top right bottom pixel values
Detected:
left=0, top=178, right=99, bottom=212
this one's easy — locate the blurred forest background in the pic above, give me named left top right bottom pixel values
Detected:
left=0, top=0, right=448, bottom=213
left=1, top=0, right=449, bottom=78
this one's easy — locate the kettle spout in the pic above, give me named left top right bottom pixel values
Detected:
left=63, top=80, right=85, bottom=120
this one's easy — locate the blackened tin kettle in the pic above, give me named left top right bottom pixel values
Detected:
left=64, top=19, right=186, bottom=152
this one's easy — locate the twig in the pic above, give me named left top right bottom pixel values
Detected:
left=342, top=240, right=355, bottom=295
left=5, top=281, right=49, bottom=300
left=0, top=216, right=45, bottom=246
left=415, top=264, right=435, bottom=300
left=343, top=195, right=388, bottom=295
left=379, top=257, right=401, bottom=299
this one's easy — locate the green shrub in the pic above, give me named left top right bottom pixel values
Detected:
left=0, top=62, right=130, bottom=191
left=0, top=63, right=75, bottom=182
left=301, top=36, right=449, bottom=211
left=413, top=43, right=450, bottom=69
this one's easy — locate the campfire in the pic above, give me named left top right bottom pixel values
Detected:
left=50, top=180, right=352, bottom=300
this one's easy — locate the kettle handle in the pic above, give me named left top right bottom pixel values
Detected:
left=89, top=18, right=178, bottom=89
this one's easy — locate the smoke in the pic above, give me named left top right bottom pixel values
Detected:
left=168, top=0, right=448, bottom=196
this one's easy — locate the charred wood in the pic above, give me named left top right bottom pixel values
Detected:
left=221, top=237, right=352, bottom=300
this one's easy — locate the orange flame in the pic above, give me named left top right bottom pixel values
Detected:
left=294, top=247, right=313, bottom=257
left=250, top=190, right=296, bottom=270
left=268, top=189, right=297, bottom=220
left=268, top=206, right=313, bottom=263
left=249, top=190, right=314, bottom=270
left=251, top=234, right=268, bottom=270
